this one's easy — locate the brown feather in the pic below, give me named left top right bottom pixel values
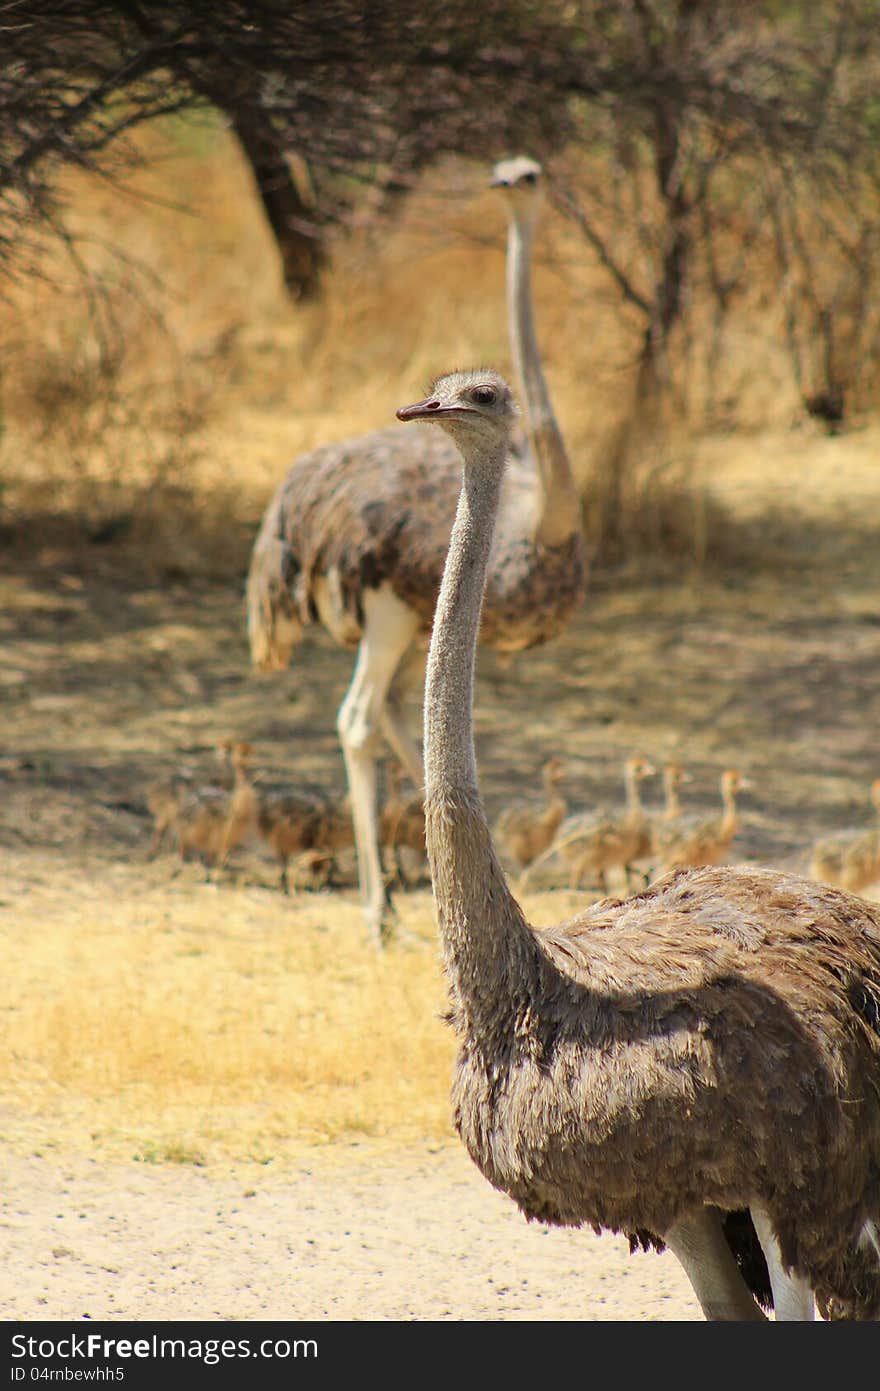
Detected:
left=247, top=428, right=585, bottom=671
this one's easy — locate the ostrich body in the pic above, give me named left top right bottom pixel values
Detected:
left=257, top=787, right=353, bottom=893
left=380, top=761, right=427, bottom=886
left=176, top=740, right=255, bottom=873
left=146, top=770, right=195, bottom=858
left=246, top=157, right=585, bottom=942
left=494, top=756, right=566, bottom=870
left=659, top=768, right=747, bottom=874
left=397, top=368, right=880, bottom=1321
left=811, top=779, right=880, bottom=893
left=555, top=755, right=655, bottom=892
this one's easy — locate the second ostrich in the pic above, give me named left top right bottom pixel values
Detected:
left=494, top=756, right=566, bottom=871
left=397, top=368, right=880, bottom=1321
left=810, top=779, right=880, bottom=893
left=246, top=157, right=586, bottom=943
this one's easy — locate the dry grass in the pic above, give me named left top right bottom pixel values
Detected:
left=0, top=841, right=584, bottom=1166
left=0, top=869, right=453, bottom=1163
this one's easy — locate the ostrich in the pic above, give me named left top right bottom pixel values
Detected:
left=520, top=755, right=655, bottom=894
left=146, top=770, right=194, bottom=859
left=556, top=755, right=656, bottom=893
left=380, top=761, right=428, bottom=887
left=257, top=787, right=353, bottom=894
left=810, top=779, right=880, bottom=893
left=658, top=768, right=748, bottom=874
left=653, top=760, right=690, bottom=831
left=397, top=367, right=880, bottom=1321
left=494, top=756, right=567, bottom=871
left=176, top=740, right=255, bottom=875
left=246, top=157, right=586, bottom=943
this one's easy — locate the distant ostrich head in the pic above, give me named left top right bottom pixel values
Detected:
left=721, top=769, right=750, bottom=796
left=664, top=761, right=691, bottom=788
left=490, top=156, right=543, bottom=211
left=218, top=738, right=253, bottom=765
left=626, top=755, right=656, bottom=782
left=396, top=369, right=518, bottom=449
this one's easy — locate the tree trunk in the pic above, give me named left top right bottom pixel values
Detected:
left=229, top=105, right=325, bottom=302
left=637, top=99, right=692, bottom=409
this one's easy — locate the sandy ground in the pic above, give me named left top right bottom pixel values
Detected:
left=0, top=1135, right=698, bottom=1322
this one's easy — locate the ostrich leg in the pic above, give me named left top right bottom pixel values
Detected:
left=379, top=687, right=424, bottom=789
left=750, top=1206, right=815, bottom=1320
left=337, top=587, right=420, bottom=944
left=665, top=1210, right=767, bottom=1321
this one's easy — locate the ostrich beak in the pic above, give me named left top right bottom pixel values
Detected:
left=397, top=397, right=471, bottom=423
left=396, top=397, right=442, bottom=422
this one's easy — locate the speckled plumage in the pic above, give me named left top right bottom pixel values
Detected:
left=438, top=834, right=880, bottom=1318
left=247, top=426, right=585, bottom=668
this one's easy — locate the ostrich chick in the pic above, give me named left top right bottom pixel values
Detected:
left=495, top=756, right=567, bottom=870
left=177, top=740, right=256, bottom=875
left=146, top=770, right=195, bottom=859
left=379, top=761, right=427, bottom=887
left=658, top=768, right=748, bottom=874
left=810, top=779, right=880, bottom=893
left=647, top=760, right=692, bottom=863
left=257, top=788, right=353, bottom=893
left=556, top=755, right=655, bottom=893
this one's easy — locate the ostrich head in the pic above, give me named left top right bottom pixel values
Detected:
left=626, top=755, right=656, bottom=783
left=491, top=155, right=543, bottom=202
left=396, top=369, right=518, bottom=450
left=721, top=768, right=750, bottom=796
left=664, top=761, right=691, bottom=790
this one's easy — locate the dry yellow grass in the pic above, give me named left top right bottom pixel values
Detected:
left=0, top=867, right=450, bottom=1162
left=0, top=844, right=585, bottom=1166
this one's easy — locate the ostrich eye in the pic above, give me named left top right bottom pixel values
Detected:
left=521, top=172, right=538, bottom=184
left=472, top=386, right=497, bottom=406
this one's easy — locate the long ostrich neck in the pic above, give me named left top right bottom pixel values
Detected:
left=424, top=434, right=540, bottom=1024
left=625, top=766, right=644, bottom=818
left=507, top=209, right=579, bottom=547
left=542, top=769, right=564, bottom=830
left=721, top=781, right=738, bottom=833
left=665, top=773, right=681, bottom=820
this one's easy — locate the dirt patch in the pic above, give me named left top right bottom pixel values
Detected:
left=1, top=1137, right=699, bottom=1321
